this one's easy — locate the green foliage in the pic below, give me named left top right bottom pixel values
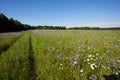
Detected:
left=37, top=25, right=66, bottom=30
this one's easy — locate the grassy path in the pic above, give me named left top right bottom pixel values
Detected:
left=28, top=33, right=37, bottom=80
left=0, top=32, right=31, bottom=80
left=0, top=32, right=37, bottom=80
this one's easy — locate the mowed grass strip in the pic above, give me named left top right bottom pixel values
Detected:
left=0, top=32, right=33, bottom=80
left=28, top=32, right=37, bottom=80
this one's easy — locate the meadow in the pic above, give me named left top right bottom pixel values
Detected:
left=0, top=30, right=120, bottom=80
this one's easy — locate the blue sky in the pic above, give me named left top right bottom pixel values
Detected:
left=0, top=0, right=120, bottom=27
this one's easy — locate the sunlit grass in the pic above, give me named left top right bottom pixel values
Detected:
left=0, top=33, right=30, bottom=80
left=0, top=30, right=120, bottom=80
left=32, top=30, right=120, bottom=80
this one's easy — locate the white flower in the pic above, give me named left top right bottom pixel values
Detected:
left=88, top=54, right=92, bottom=58
left=116, top=72, right=119, bottom=75
left=93, top=59, right=96, bottom=61
left=90, top=63, right=97, bottom=70
left=90, top=58, right=93, bottom=60
left=87, top=59, right=90, bottom=62
left=117, top=60, right=120, bottom=62
left=88, top=62, right=90, bottom=64
left=107, top=67, right=110, bottom=69
left=71, top=61, right=78, bottom=66
left=96, top=53, right=99, bottom=56
left=59, top=67, right=63, bottom=70
left=60, top=64, right=62, bottom=66
left=73, top=61, right=77, bottom=65
left=80, top=69, right=84, bottom=73
left=84, top=60, right=86, bottom=63
left=96, top=57, right=98, bottom=60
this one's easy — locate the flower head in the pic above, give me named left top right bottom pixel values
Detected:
left=91, top=63, right=97, bottom=70
left=80, top=69, right=84, bottom=73
left=74, top=54, right=79, bottom=60
left=89, top=75, right=97, bottom=80
left=70, top=59, right=77, bottom=66
left=73, top=61, right=77, bottom=66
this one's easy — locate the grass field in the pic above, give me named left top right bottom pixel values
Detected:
left=0, top=30, right=120, bottom=80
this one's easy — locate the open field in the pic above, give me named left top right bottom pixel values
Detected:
left=0, top=30, right=120, bottom=80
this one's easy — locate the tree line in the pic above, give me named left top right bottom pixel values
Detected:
left=68, top=27, right=100, bottom=30
left=68, top=27, right=120, bottom=30
left=0, top=13, right=120, bottom=32
left=0, top=13, right=33, bottom=32
left=0, top=13, right=66, bottom=32
left=35, top=25, right=66, bottom=30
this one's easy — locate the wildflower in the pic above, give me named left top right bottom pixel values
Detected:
left=96, top=53, right=99, bottom=56
left=73, top=61, right=77, bottom=66
left=89, top=75, right=97, bottom=80
left=90, top=58, right=93, bottom=60
left=96, top=57, right=98, bottom=60
left=87, top=59, right=90, bottom=62
left=112, top=62, right=117, bottom=68
left=74, top=54, right=79, bottom=60
left=107, top=67, right=110, bottom=69
left=70, top=59, right=73, bottom=65
left=66, top=57, right=69, bottom=59
left=80, top=69, right=84, bottom=73
left=84, top=60, right=86, bottom=63
left=57, top=53, right=64, bottom=59
left=91, top=63, right=97, bottom=70
left=110, top=60, right=118, bottom=68
left=88, top=54, right=92, bottom=58
left=60, top=63, right=62, bottom=66
left=70, top=59, right=78, bottom=66
left=117, top=60, right=120, bottom=62
left=88, top=62, right=90, bottom=64
left=116, top=72, right=119, bottom=75
left=59, top=67, right=63, bottom=70
left=93, top=59, right=96, bottom=61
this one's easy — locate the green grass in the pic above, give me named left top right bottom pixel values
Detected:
left=0, top=30, right=120, bottom=80
left=0, top=32, right=23, bottom=54
left=0, top=32, right=30, bottom=80
left=31, top=30, right=120, bottom=80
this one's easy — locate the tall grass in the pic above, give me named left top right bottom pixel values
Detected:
left=0, top=32, right=24, bottom=54
left=0, top=33, right=30, bottom=80
left=0, top=30, right=120, bottom=80
left=32, top=30, right=120, bottom=80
